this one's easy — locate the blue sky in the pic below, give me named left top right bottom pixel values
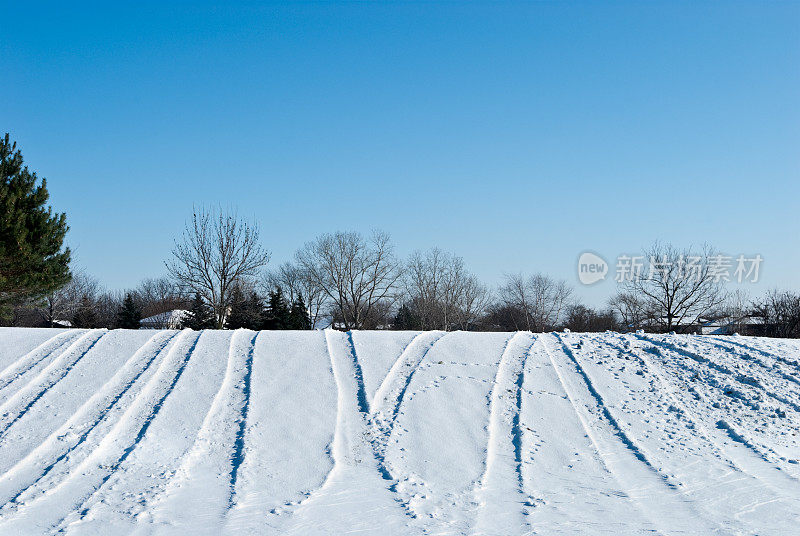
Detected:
left=4, top=1, right=799, bottom=305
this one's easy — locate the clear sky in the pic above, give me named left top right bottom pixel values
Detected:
left=4, top=1, right=799, bottom=305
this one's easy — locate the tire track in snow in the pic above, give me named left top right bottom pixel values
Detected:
left=554, top=334, right=661, bottom=472
left=706, top=337, right=800, bottom=390
left=68, top=331, right=202, bottom=522
left=0, top=330, right=81, bottom=399
left=712, top=336, right=800, bottom=369
left=473, top=331, right=536, bottom=536
left=255, top=331, right=353, bottom=521
left=139, top=330, right=258, bottom=533
left=346, top=331, right=371, bottom=415
left=369, top=331, right=426, bottom=409
left=228, top=331, right=257, bottom=506
left=635, top=335, right=800, bottom=488
left=0, top=330, right=178, bottom=510
left=280, top=330, right=415, bottom=534
left=0, top=329, right=105, bottom=441
left=0, top=330, right=202, bottom=535
left=639, top=334, right=800, bottom=414
left=545, top=333, right=722, bottom=535
left=595, top=335, right=800, bottom=527
left=370, top=330, right=447, bottom=438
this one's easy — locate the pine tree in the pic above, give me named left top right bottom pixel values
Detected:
left=117, top=292, right=142, bottom=329
left=393, top=303, right=419, bottom=330
left=262, top=286, right=290, bottom=330
left=0, top=134, right=71, bottom=315
left=226, top=287, right=263, bottom=330
left=72, top=294, right=98, bottom=328
left=245, top=291, right=265, bottom=329
left=288, top=292, right=312, bottom=330
left=226, top=286, right=247, bottom=329
left=183, top=292, right=213, bottom=330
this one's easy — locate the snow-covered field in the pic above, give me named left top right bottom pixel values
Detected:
left=0, top=328, right=798, bottom=535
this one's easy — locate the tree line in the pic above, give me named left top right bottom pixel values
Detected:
left=2, top=133, right=799, bottom=336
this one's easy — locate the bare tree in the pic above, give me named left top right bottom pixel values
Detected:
left=608, top=291, right=650, bottom=331
left=133, top=276, right=189, bottom=318
left=498, top=273, right=573, bottom=331
left=167, top=207, right=270, bottom=329
left=620, top=242, right=727, bottom=331
left=295, top=230, right=402, bottom=330
left=451, top=273, right=491, bottom=330
left=40, top=271, right=100, bottom=327
left=402, top=248, right=489, bottom=330
left=753, top=289, right=800, bottom=338
left=716, top=288, right=751, bottom=334
left=264, top=262, right=327, bottom=329
left=564, top=304, right=618, bottom=332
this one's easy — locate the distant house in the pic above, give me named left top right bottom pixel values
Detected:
left=140, top=309, right=189, bottom=330
left=29, top=318, right=72, bottom=328
left=692, top=315, right=763, bottom=336
left=625, top=314, right=761, bottom=335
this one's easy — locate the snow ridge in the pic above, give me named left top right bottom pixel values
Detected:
left=229, top=331, right=258, bottom=505
left=0, top=330, right=178, bottom=509
left=0, top=330, right=81, bottom=398
left=0, top=329, right=105, bottom=440
left=473, top=332, right=536, bottom=535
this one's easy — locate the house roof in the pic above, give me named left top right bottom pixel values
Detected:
left=140, top=309, right=189, bottom=324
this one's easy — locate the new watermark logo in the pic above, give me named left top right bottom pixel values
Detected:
left=577, top=251, right=608, bottom=285
left=577, top=250, right=764, bottom=285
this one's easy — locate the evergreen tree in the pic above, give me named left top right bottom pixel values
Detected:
left=183, top=292, right=214, bottom=330
left=245, top=291, right=265, bottom=329
left=288, top=292, right=312, bottom=330
left=262, top=286, right=290, bottom=330
left=226, top=287, right=263, bottom=330
left=72, top=294, right=98, bottom=328
left=117, top=292, right=142, bottom=329
left=226, top=286, right=247, bottom=329
left=393, top=303, right=419, bottom=330
left=0, top=134, right=71, bottom=315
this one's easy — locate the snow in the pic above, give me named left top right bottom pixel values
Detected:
left=0, top=328, right=799, bottom=535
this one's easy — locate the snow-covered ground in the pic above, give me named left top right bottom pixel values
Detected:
left=0, top=328, right=798, bottom=535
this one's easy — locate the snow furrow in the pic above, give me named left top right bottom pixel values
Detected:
left=0, top=330, right=201, bottom=535
left=640, top=335, right=800, bottom=414
left=555, top=334, right=662, bottom=472
left=707, top=337, right=800, bottom=389
left=371, top=330, right=447, bottom=430
left=223, top=331, right=337, bottom=534
left=473, top=331, right=536, bottom=536
left=346, top=331, right=371, bottom=415
left=0, top=330, right=177, bottom=510
left=637, top=335, right=800, bottom=486
left=712, top=336, right=800, bottom=369
left=546, top=333, right=722, bottom=534
left=138, top=330, right=258, bottom=534
left=0, top=329, right=105, bottom=441
left=279, top=330, right=414, bottom=534
left=0, top=330, right=81, bottom=401
left=594, top=335, right=800, bottom=530
left=228, top=331, right=257, bottom=506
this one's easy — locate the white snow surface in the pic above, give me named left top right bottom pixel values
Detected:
left=0, top=327, right=799, bottom=535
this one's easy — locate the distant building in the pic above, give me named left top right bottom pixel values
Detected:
left=140, top=309, right=189, bottom=330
